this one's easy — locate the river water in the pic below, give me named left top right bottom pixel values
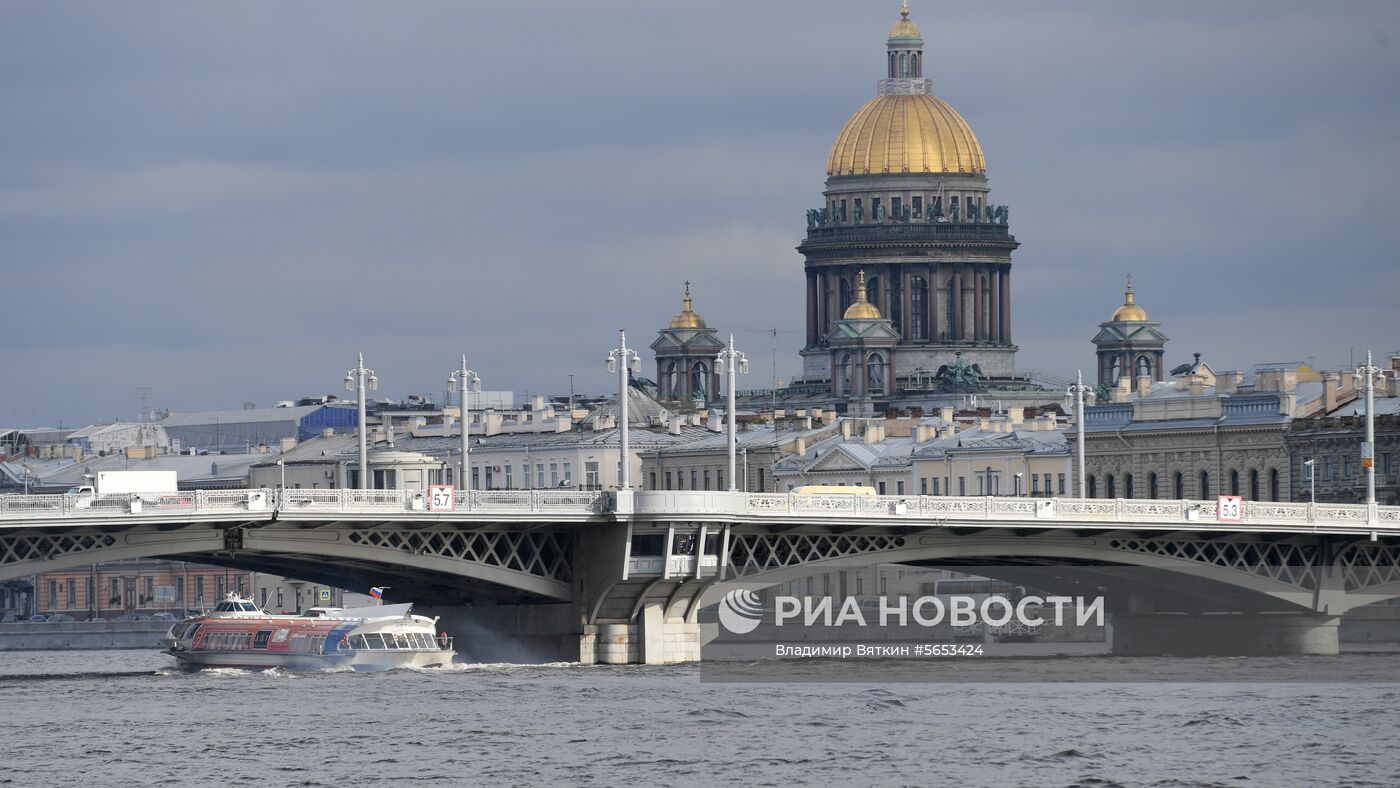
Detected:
left=2, top=650, right=1398, bottom=787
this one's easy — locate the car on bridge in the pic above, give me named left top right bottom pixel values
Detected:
left=27, top=614, right=47, bottom=623
left=46, top=613, right=77, bottom=623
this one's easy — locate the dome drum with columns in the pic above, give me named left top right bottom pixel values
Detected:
left=799, top=3, right=1020, bottom=399
left=651, top=282, right=724, bottom=407
left=1092, top=275, right=1169, bottom=390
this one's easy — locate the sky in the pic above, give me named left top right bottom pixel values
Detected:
left=1, top=1, right=1397, bottom=427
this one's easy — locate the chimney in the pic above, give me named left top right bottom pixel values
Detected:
left=1216, top=371, right=1242, bottom=396
left=322, top=427, right=335, bottom=438
left=977, top=417, right=991, bottom=431
left=1114, top=376, right=1132, bottom=403
left=773, top=409, right=786, bottom=420
left=821, top=409, right=837, bottom=426
left=1136, top=374, right=1152, bottom=397
left=484, top=412, right=504, bottom=436
left=1321, top=373, right=1340, bottom=410
left=915, top=424, right=935, bottom=442
left=940, top=407, right=954, bottom=422
left=803, top=416, right=813, bottom=429
left=1007, top=407, right=1025, bottom=425
left=841, top=420, right=853, bottom=440
left=279, top=437, right=298, bottom=454
left=864, top=422, right=885, bottom=444
left=794, top=437, right=807, bottom=457
left=668, top=416, right=682, bottom=436
left=1189, top=377, right=1205, bottom=396
left=707, top=412, right=724, bottom=433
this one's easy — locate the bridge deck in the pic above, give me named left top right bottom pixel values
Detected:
left=0, top=489, right=1396, bottom=535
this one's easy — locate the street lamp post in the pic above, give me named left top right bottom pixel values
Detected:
left=606, top=331, right=641, bottom=490
left=1066, top=370, right=1092, bottom=499
left=1015, top=472, right=1024, bottom=497
left=344, top=353, right=378, bottom=489
left=1354, top=350, right=1390, bottom=507
left=716, top=334, right=749, bottom=491
left=276, top=459, right=286, bottom=495
left=448, top=354, right=481, bottom=504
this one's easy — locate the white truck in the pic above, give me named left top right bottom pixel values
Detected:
left=69, top=471, right=180, bottom=511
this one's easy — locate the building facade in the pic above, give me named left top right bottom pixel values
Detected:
left=798, top=4, right=1020, bottom=392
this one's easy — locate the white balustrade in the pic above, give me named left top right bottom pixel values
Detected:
left=0, top=488, right=1395, bottom=530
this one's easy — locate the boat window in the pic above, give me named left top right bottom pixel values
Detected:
left=364, top=633, right=385, bottom=650
left=416, top=633, right=430, bottom=649
left=240, top=603, right=258, bottom=612
left=253, top=631, right=272, bottom=649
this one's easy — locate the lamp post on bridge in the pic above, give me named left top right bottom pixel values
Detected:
left=1066, top=370, right=1092, bottom=499
left=606, top=331, right=641, bottom=490
left=448, top=354, right=481, bottom=507
left=1303, top=459, right=1316, bottom=505
left=716, top=334, right=749, bottom=491
left=1354, top=350, right=1390, bottom=508
left=344, top=353, right=378, bottom=490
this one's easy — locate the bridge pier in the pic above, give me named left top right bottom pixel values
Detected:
left=590, top=604, right=701, bottom=665
left=1110, top=613, right=1340, bottom=656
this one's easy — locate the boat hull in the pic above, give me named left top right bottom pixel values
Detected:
left=164, top=648, right=455, bottom=672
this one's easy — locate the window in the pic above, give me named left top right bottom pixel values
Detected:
left=1106, top=475, right=1116, bottom=498
left=1384, top=453, right=1393, bottom=475
left=146, top=577, right=154, bottom=607
left=891, top=196, right=902, bottom=218
left=839, top=199, right=847, bottom=221
left=920, top=478, right=927, bottom=495
left=1149, top=473, right=1158, bottom=499
left=958, top=477, right=966, bottom=496
left=951, top=195, right=959, bottom=215
left=1044, top=474, right=1053, bottom=496
left=665, top=471, right=673, bottom=491
left=933, top=477, right=941, bottom=496
left=757, top=470, right=765, bottom=492
left=649, top=472, right=657, bottom=491
left=717, top=470, right=724, bottom=490
left=856, top=573, right=865, bottom=595
left=1199, top=471, right=1210, bottom=498
left=1125, top=474, right=1134, bottom=499
left=585, top=461, right=600, bottom=490
left=549, top=463, right=559, bottom=486
left=562, top=462, right=572, bottom=485
left=1249, top=469, right=1260, bottom=500
left=505, top=465, right=513, bottom=489
left=1031, top=475, right=1040, bottom=495
left=536, top=464, right=545, bottom=488
left=1343, top=458, right=1354, bottom=478
left=484, top=466, right=494, bottom=489
left=1269, top=469, right=1280, bottom=502
left=1229, top=470, right=1240, bottom=496
left=910, top=277, right=928, bottom=339
left=522, top=464, right=530, bottom=488
left=1323, top=457, right=1334, bottom=481
left=1174, top=472, right=1185, bottom=499
left=67, top=579, right=76, bottom=609
left=871, top=197, right=880, bottom=218
left=896, top=480, right=905, bottom=495
left=878, top=481, right=887, bottom=495
left=879, top=573, right=888, bottom=594
left=912, top=195, right=923, bottom=218
left=691, top=470, right=698, bottom=490
left=1088, top=476, right=1097, bottom=498
left=471, top=467, right=480, bottom=490
left=110, top=578, right=119, bottom=607
left=703, top=470, right=711, bottom=490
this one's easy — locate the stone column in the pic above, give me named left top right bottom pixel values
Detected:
left=974, top=268, right=985, bottom=341
left=990, top=269, right=1001, bottom=342
left=901, top=268, right=913, bottom=339
left=999, top=269, right=1011, bottom=342
left=806, top=271, right=818, bottom=346
left=950, top=271, right=962, bottom=340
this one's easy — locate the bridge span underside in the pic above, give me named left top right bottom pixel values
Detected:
left=0, top=518, right=576, bottom=605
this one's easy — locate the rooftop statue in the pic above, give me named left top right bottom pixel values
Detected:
left=854, top=203, right=865, bottom=223
left=902, top=204, right=912, bottom=222
left=874, top=203, right=885, bottom=222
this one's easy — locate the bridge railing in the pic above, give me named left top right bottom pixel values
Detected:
left=278, top=488, right=607, bottom=515
left=0, top=489, right=274, bottom=519
left=741, top=492, right=1392, bottom=528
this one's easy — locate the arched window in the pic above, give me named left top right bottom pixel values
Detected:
left=1106, top=356, right=1121, bottom=385
left=839, top=278, right=853, bottom=316
left=1088, top=475, right=1097, bottom=498
left=1249, top=469, right=1260, bottom=501
left=835, top=353, right=851, bottom=395
left=867, top=352, right=887, bottom=395
left=1125, top=474, right=1135, bottom=499
left=888, top=52, right=896, bottom=78
left=1174, top=472, right=1184, bottom=499
left=1199, top=471, right=1210, bottom=499
left=1269, top=469, right=1280, bottom=502
left=898, top=51, right=908, bottom=77
left=889, top=277, right=902, bottom=331
left=1230, top=470, right=1240, bottom=496
left=911, top=51, right=919, bottom=77
left=911, top=276, right=928, bottom=339
left=1149, top=473, right=1159, bottom=499
left=690, top=361, right=710, bottom=402
left=1106, top=474, right=1116, bottom=498
left=867, top=277, right=880, bottom=311
left=1136, top=355, right=1153, bottom=378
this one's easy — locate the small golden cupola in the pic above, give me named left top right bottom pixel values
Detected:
left=888, top=0, right=921, bottom=40
left=669, top=281, right=708, bottom=329
left=1110, top=274, right=1149, bottom=322
left=843, top=270, right=884, bottom=320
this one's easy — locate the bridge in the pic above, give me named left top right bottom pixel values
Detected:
left=4, top=489, right=1399, bottom=663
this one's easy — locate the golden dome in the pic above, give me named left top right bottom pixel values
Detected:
left=669, top=281, right=708, bottom=329
left=827, top=94, right=986, bottom=176
left=843, top=270, right=883, bottom=320
left=889, top=2, right=921, bottom=39
left=1110, top=275, right=1149, bottom=322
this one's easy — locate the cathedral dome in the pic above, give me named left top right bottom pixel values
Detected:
left=827, top=94, right=986, bottom=177
left=1109, top=275, right=1149, bottom=322
left=843, top=270, right=883, bottom=320
left=669, top=282, right=707, bottom=329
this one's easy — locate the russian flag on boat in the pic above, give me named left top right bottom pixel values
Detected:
left=369, top=587, right=384, bottom=599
